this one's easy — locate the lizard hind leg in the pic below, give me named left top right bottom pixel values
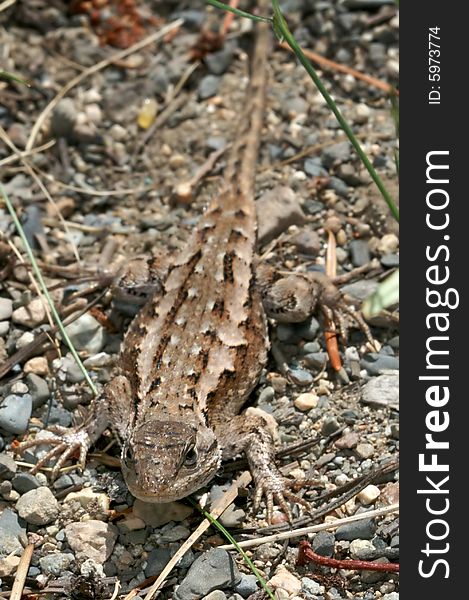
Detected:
left=216, top=412, right=311, bottom=523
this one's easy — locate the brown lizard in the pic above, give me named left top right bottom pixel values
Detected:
left=18, top=3, right=373, bottom=522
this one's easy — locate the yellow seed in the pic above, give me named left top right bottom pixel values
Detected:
left=137, top=98, right=158, bottom=129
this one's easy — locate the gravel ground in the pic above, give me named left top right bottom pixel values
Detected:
left=0, top=1, right=399, bottom=598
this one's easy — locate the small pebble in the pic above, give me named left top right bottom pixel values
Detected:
left=198, top=75, right=221, bottom=100
left=361, top=374, right=399, bottom=409
left=322, top=141, right=351, bottom=168
left=336, top=518, right=376, bottom=541
left=26, top=373, right=50, bottom=408
left=321, top=416, right=341, bottom=436
left=349, top=239, right=371, bottom=267
left=39, top=553, right=75, bottom=576
left=303, top=352, right=327, bottom=369
left=11, top=298, right=46, bottom=328
left=377, top=233, right=399, bottom=255
left=269, top=567, right=302, bottom=596
left=357, top=484, right=381, bottom=505
left=0, top=297, right=13, bottom=320
left=174, top=548, right=241, bottom=600
left=356, top=443, right=375, bottom=460
left=335, top=431, right=359, bottom=449
left=312, top=531, right=335, bottom=557
left=16, top=486, right=59, bottom=525
left=23, top=356, right=49, bottom=376
left=361, top=353, right=399, bottom=375
left=0, top=508, right=28, bottom=555
left=51, top=98, right=77, bottom=140
left=11, top=472, right=40, bottom=494
left=65, top=314, right=105, bottom=354
left=349, top=539, right=375, bottom=560
left=234, top=574, right=259, bottom=598
left=294, top=392, right=319, bottom=411
left=0, top=453, right=17, bottom=479
left=65, top=520, right=118, bottom=563
left=0, top=394, right=32, bottom=434
left=288, top=368, right=313, bottom=386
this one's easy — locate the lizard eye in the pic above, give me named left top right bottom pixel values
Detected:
left=184, top=447, right=198, bottom=467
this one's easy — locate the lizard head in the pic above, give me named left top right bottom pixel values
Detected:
left=120, top=420, right=221, bottom=502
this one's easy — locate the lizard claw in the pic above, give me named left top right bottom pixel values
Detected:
left=252, top=469, right=311, bottom=524
left=15, top=428, right=91, bottom=480
left=322, top=299, right=377, bottom=350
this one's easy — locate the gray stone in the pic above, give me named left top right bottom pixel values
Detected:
left=233, top=574, right=258, bottom=598
left=64, top=314, right=105, bottom=354
left=361, top=353, right=399, bottom=376
left=288, top=368, right=313, bottom=386
left=258, top=387, right=275, bottom=404
left=210, top=484, right=246, bottom=528
left=174, top=548, right=241, bottom=600
left=0, top=453, right=17, bottom=479
left=159, top=525, right=191, bottom=543
left=328, top=177, right=349, bottom=198
left=304, top=159, right=328, bottom=178
left=380, top=253, right=399, bottom=268
left=289, top=229, right=321, bottom=256
left=349, top=239, right=371, bottom=267
left=145, top=547, right=173, bottom=577
left=312, top=531, right=335, bottom=557
left=51, top=98, right=77, bottom=140
left=304, top=352, right=328, bottom=370
left=12, top=472, right=40, bottom=494
left=361, top=374, right=399, bottom=410
left=0, top=394, right=32, bottom=434
left=360, top=558, right=389, bottom=583
left=296, top=317, right=320, bottom=341
left=202, top=592, right=227, bottom=600
left=198, top=75, right=220, bottom=100
left=256, top=186, right=306, bottom=245
left=39, top=553, right=75, bottom=576
left=322, top=142, right=351, bottom=168
left=382, top=593, right=399, bottom=600
left=0, top=297, right=13, bottom=320
left=321, top=417, right=341, bottom=436
left=26, top=373, right=50, bottom=408
left=341, top=280, right=379, bottom=301
left=0, top=508, right=28, bottom=555
left=16, top=486, right=59, bottom=525
left=336, top=518, right=376, bottom=541
left=302, top=576, right=323, bottom=597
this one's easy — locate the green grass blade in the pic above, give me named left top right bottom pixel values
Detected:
left=206, top=0, right=272, bottom=23
left=190, top=498, right=276, bottom=600
left=1, top=183, right=98, bottom=396
left=270, top=0, right=399, bottom=222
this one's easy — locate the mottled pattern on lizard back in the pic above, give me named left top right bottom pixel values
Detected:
left=120, top=13, right=271, bottom=433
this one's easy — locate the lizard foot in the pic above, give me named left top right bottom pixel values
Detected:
left=321, top=298, right=377, bottom=350
left=15, top=427, right=91, bottom=480
left=252, top=468, right=311, bottom=524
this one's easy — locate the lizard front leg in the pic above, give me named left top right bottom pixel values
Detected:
left=257, top=264, right=375, bottom=346
left=16, top=395, right=110, bottom=479
left=15, top=375, right=133, bottom=479
left=215, top=412, right=310, bottom=523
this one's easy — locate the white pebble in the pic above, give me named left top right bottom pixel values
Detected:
left=294, top=392, right=319, bottom=411
left=357, top=484, right=381, bottom=505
